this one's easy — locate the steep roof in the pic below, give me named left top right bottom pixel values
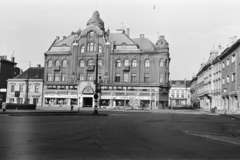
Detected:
left=109, top=33, right=136, bottom=45
left=14, top=67, right=44, bottom=79
left=0, top=57, right=17, bottom=65
left=171, top=80, right=191, bottom=88
left=53, top=35, right=75, bottom=47
left=132, top=37, right=155, bottom=51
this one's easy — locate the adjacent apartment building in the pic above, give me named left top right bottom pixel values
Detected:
left=43, top=10, right=171, bottom=109
left=0, top=56, right=21, bottom=103
left=169, top=80, right=191, bottom=107
left=190, top=38, right=240, bottom=113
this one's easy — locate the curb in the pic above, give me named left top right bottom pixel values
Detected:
left=220, top=114, right=240, bottom=120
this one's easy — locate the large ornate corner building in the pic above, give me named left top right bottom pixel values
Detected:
left=190, top=37, right=240, bottom=113
left=43, top=11, right=171, bottom=109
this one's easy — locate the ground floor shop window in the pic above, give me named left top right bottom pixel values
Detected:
left=45, top=98, right=56, bottom=106
left=140, top=100, right=150, bottom=108
left=100, top=100, right=110, bottom=107
left=56, top=98, right=67, bottom=106
left=70, top=99, right=77, bottom=105
left=116, top=100, right=124, bottom=106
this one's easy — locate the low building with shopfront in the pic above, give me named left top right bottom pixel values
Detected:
left=6, top=67, right=44, bottom=106
left=43, top=11, right=171, bottom=109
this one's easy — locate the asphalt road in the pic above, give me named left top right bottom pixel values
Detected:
left=0, top=110, right=240, bottom=160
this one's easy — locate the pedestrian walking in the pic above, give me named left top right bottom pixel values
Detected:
left=2, top=102, right=7, bottom=113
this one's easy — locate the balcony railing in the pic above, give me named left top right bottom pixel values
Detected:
left=86, top=65, right=95, bottom=71
left=122, top=66, right=130, bottom=71
left=54, top=66, right=60, bottom=71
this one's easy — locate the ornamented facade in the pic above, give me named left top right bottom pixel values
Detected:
left=191, top=38, right=240, bottom=113
left=43, top=11, right=171, bottom=109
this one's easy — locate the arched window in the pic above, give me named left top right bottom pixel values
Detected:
left=124, top=59, right=129, bottom=66
left=145, top=59, right=150, bottom=67
left=99, top=45, right=102, bottom=53
left=62, top=60, right=67, bottom=67
left=55, top=60, right=60, bottom=67
left=88, top=59, right=93, bottom=66
left=80, top=45, right=85, bottom=53
left=165, top=59, right=168, bottom=67
left=160, top=59, right=164, bottom=67
left=132, top=59, right=137, bottom=67
left=48, top=60, right=52, bottom=67
left=88, top=43, right=96, bottom=52
left=116, top=60, right=121, bottom=67
left=79, top=60, right=85, bottom=67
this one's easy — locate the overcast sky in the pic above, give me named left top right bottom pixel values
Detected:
left=1, top=0, right=240, bottom=80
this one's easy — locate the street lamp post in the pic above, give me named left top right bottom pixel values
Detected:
left=24, top=68, right=30, bottom=104
left=93, top=54, right=99, bottom=115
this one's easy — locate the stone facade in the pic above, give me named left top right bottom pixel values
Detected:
left=43, top=11, right=171, bottom=109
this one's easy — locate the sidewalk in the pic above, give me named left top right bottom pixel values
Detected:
left=198, top=108, right=240, bottom=120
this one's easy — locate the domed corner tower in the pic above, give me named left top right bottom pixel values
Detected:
left=155, top=35, right=171, bottom=108
left=86, top=10, right=105, bottom=31
left=155, top=35, right=169, bottom=52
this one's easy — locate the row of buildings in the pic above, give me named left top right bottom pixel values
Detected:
left=5, top=11, right=172, bottom=109
left=190, top=37, right=240, bottom=113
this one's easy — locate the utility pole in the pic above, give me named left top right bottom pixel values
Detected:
left=93, top=54, right=99, bottom=115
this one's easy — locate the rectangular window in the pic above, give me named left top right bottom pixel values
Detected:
left=227, top=75, right=230, bottom=83
left=144, top=73, right=149, bottom=82
left=47, top=74, right=52, bottom=81
left=181, top=94, right=184, bottom=98
left=10, top=98, right=14, bottom=103
left=222, top=62, right=225, bottom=69
left=11, top=85, right=15, bottom=92
left=87, top=73, right=93, bottom=81
left=171, top=94, right=174, bottom=98
left=35, top=86, right=39, bottom=93
left=54, top=74, right=60, bottom=81
left=160, top=74, right=163, bottom=83
left=19, top=85, right=23, bottom=92
left=115, top=73, right=120, bottom=82
left=232, top=54, right=236, bottom=63
left=131, top=74, right=136, bottom=82
left=61, top=74, right=66, bottom=81
left=79, top=74, right=84, bottom=81
left=123, top=73, right=128, bottom=82
left=232, top=73, right=236, bottom=82
left=226, top=58, right=229, bottom=66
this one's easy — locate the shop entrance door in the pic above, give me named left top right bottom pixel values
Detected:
left=83, top=97, right=93, bottom=107
left=33, top=98, right=38, bottom=105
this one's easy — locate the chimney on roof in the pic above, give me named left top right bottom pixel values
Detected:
left=63, top=36, right=66, bottom=39
left=37, top=64, right=41, bottom=67
left=11, top=56, right=15, bottom=62
left=56, top=36, right=60, bottom=40
left=126, top=28, right=130, bottom=37
left=140, top=34, right=144, bottom=38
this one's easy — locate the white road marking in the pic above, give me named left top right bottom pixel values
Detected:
left=185, top=131, right=240, bottom=146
